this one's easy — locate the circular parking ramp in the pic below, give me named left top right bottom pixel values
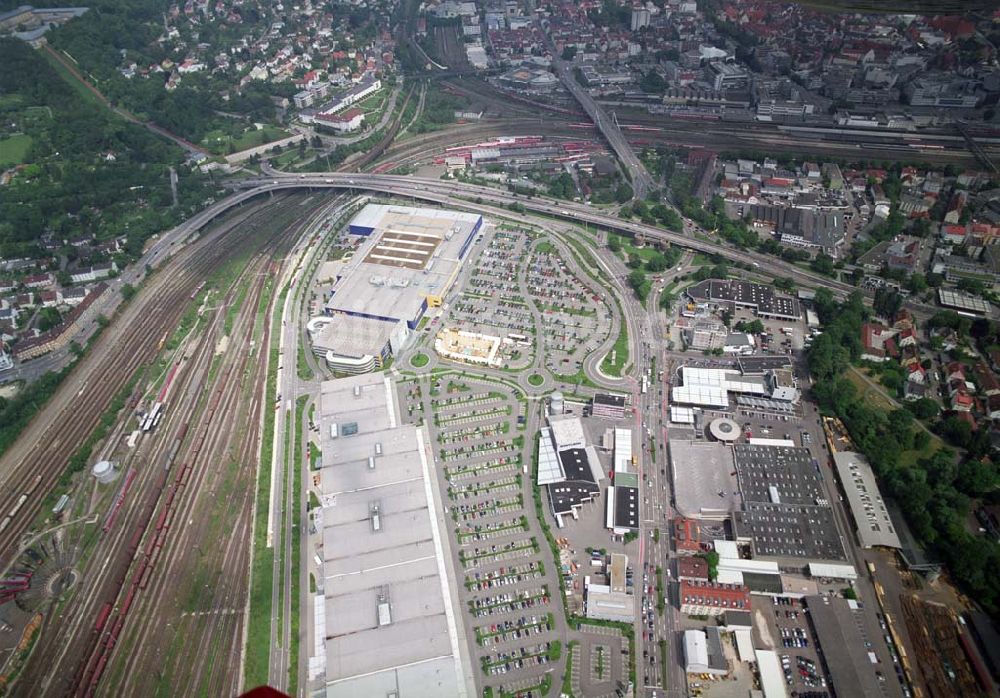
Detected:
left=708, top=417, right=740, bottom=442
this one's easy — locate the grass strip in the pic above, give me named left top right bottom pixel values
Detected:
left=243, top=285, right=285, bottom=688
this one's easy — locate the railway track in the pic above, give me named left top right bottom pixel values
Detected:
left=0, top=198, right=274, bottom=565
left=4, top=193, right=322, bottom=696
left=340, top=82, right=417, bottom=172
left=101, top=255, right=273, bottom=698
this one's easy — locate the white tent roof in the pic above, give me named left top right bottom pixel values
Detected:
left=755, top=650, right=789, bottom=698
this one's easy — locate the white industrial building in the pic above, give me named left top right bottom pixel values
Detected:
left=755, top=650, right=790, bottom=698
left=311, top=373, right=476, bottom=697
left=585, top=553, right=634, bottom=623
left=671, top=366, right=768, bottom=409
left=311, top=204, right=483, bottom=373
left=683, top=628, right=728, bottom=675
left=612, top=427, right=632, bottom=472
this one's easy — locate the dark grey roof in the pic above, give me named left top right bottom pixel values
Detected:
left=686, top=279, right=800, bottom=319
left=558, top=448, right=595, bottom=483
left=738, top=355, right=793, bottom=374
left=741, top=571, right=783, bottom=593
left=722, top=610, right=753, bottom=627
left=548, top=481, right=599, bottom=515
left=804, top=596, right=887, bottom=698
left=614, top=485, right=640, bottom=530
left=594, top=393, right=626, bottom=407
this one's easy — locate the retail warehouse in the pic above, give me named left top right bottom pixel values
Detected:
left=669, top=441, right=845, bottom=562
left=686, top=279, right=801, bottom=320
left=311, top=204, right=483, bottom=373
left=670, top=366, right=797, bottom=409
left=311, top=373, right=475, bottom=697
left=537, top=417, right=604, bottom=524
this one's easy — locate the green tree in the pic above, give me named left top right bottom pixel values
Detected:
left=907, top=398, right=939, bottom=420
left=627, top=269, right=649, bottom=302
left=810, top=253, right=835, bottom=276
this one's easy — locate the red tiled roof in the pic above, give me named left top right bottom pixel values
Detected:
left=679, top=580, right=750, bottom=609
left=677, top=557, right=709, bottom=580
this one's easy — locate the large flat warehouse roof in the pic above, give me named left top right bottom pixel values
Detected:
left=325, top=204, right=483, bottom=326
left=669, top=440, right=740, bottom=520
left=316, top=373, right=474, bottom=698
left=804, top=595, right=891, bottom=698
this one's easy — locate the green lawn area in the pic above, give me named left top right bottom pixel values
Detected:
left=354, top=89, right=386, bottom=112
left=0, top=133, right=32, bottom=167
left=612, top=233, right=660, bottom=262
left=844, top=366, right=944, bottom=467
left=552, top=369, right=599, bottom=389
left=691, top=252, right=715, bottom=267
left=600, top=310, right=629, bottom=377
left=844, top=367, right=897, bottom=412
left=271, top=147, right=304, bottom=168
left=38, top=48, right=105, bottom=110
left=527, top=373, right=544, bottom=387
left=535, top=240, right=556, bottom=254
left=201, top=125, right=290, bottom=155
left=410, top=352, right=429, bottom=368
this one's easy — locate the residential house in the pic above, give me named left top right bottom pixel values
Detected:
left=69, top=262, right=116, bottom=284
left=945, top=362, right=967, bottom=384
left=952, top=391, right=975, bottom=412
left=861, top=323, right=898, bottom=362
left=903, top=380, right=929, bottom=401
left=988, top=394, right=1000, bottom=420
left=58, top=287, right=88, bottom=306
left=973, top=363, right=1000, bottom=397
left=22, top=273, right=53, bottom=289
left=39, top=290, right=59, bottom=308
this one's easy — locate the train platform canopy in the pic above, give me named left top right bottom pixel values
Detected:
left=937, top=288, right=991, bottom=315
left=832, top=452, right=902, bottom=549
left=316, top=373, right=474, bottom=698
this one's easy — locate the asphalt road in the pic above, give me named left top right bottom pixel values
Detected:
left=266, top=194, right=348, bottom=691
left=226, top=172, right=962, bottom=326
left=550, top=57, right=656, bottom=199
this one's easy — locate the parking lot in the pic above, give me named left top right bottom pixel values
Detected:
left=760, top=596, right=832, bottom=696
left=446, top=227, right=537, bottom=369
left=524, top=239, right=611, bottom=377
left=398, top=373, right=563, bottom=695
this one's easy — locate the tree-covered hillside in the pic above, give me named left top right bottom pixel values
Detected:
left=0, top=39, right=214, bottom=258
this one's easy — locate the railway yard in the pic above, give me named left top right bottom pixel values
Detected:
left=0, top=192, right=331, bottom=696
